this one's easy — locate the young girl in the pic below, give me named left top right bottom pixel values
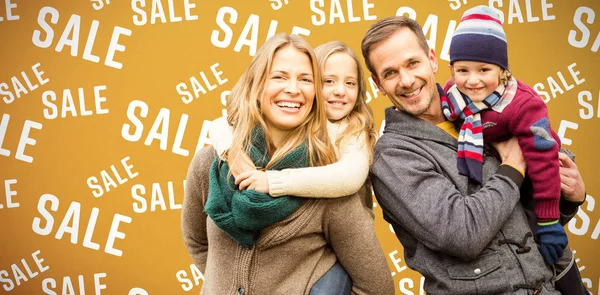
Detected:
left=182, top=34, right=393, bottom=295
left=442, top=5, right=586, bottom=295
left=209, top=41, right=377, bottom=212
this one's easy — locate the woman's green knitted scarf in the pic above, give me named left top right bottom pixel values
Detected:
left=205, top=127, right=309, bottom=248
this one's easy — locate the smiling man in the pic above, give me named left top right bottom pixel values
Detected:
left=362, top=16, right=587, bottom=295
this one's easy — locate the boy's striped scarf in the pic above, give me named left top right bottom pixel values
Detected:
left=440, top=83, right=506, bottom=183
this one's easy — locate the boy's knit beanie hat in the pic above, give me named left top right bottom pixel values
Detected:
left=450, top=5, right=508, bottom=70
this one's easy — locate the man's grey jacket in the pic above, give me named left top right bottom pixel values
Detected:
left=371, top=106, right=560, bottom=295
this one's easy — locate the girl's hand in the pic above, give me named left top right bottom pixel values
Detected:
left=235, top=170, right=270, bottom=193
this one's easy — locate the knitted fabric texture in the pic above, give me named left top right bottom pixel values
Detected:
left=450, top=5, right=508, bottom=70
left=205, top=127, right=309, bottom=248
left=536, top=221, right=568, bottom=265
left=441, top=83, right=506, bottom=183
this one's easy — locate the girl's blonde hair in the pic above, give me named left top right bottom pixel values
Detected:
left=226, top=33, right=336, bottom=168
left=314, top=41, right=377, bottom=162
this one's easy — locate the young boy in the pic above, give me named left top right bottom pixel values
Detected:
left=441, top=5, right=587, bottom=295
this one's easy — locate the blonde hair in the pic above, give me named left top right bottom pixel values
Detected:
left=314, top=41, right=377, bottom=163
left=500, top=69, right=512, bottom=84
left=226, top=33, right=336, bottom=168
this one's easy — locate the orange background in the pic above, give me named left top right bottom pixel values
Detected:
left=1, top=0, right=599, bottom=294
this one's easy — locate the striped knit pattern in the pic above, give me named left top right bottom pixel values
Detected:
left=441, top=83, right=505, bottom=183
left=453, top=8, right=505, bottom=42
left=450, top=5, right=508, bottom=70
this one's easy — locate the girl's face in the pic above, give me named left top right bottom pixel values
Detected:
left=322, top=53, right=359, bottom=121
left=259, top=46, right=315, bottom=136
left=451, top=61, right=503, bottom=103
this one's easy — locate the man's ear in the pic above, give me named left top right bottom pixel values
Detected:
left=429, top=48, right=439, bottom=73
left=371, top=73, right=387, bottom=96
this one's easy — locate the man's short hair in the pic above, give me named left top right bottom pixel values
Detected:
left=361, top=16, right=429, bottom=75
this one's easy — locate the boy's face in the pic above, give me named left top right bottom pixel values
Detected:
left=451, top=61, right=503, bottom=103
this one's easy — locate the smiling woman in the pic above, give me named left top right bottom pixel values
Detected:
left=181, top=33, right=393, bottom=295
left=225, top=34, right=332, bottom=166
left=259, top=46, right=316, bottom=149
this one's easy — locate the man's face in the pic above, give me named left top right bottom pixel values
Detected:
left=368, top=28, right=442, bottom=123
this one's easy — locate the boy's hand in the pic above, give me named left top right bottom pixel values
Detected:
left=536, top=220, right=568, bottom=265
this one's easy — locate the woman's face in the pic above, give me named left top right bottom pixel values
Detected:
left=259, top=46, right=316, bottom=136
left=322, top=52, right=359, bottom=121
